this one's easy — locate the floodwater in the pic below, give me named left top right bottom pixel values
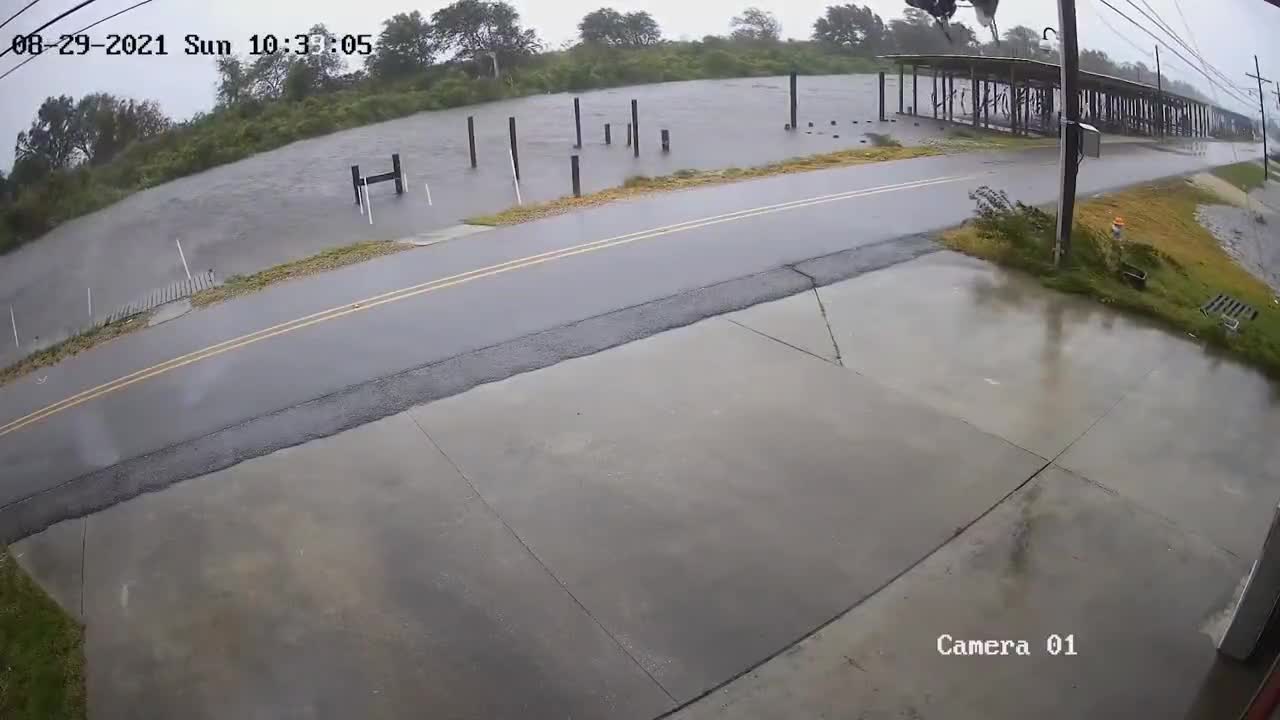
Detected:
left=0, top=72, right=948, bottom=363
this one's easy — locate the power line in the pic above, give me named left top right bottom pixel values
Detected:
left=1086, top=0, right=1154, bottom=62
left=0, top=0, right=104, bottom=59
left=1092, top=0, right=1253, bottom=107
left=0, top=0, right=154, bottom=80
left=0, top=0, right=44, bottom=31
left=1127, top=0, right=1244, bottom=94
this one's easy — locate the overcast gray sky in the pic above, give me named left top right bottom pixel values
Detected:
left=0, top=0, right=1276, bottom=171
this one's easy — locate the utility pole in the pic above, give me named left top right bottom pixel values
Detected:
left=1154, top=45, right=1164, bottom=138
left=1053, top=0, right=1082, bottom=267
left=1247, top=56, right=1272, bottom=180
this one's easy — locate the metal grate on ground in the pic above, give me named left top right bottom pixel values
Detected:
left=103, top=270, right=220, bottom=325
left=1200, top=293, right=1258, bottom=323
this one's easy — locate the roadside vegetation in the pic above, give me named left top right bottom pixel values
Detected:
left=469, top=130, right=1050, bottom=226
left=1210, top=160, right=1268, bottom=193
left=0, top=549, right=86, bottom=720
left=942, top=176, right=1280, bottom=377
left=0, top=1, right=1216, bottom=255
left=190, top=240, right=410, bottom=307
left=0, top=312, right=151, bottom=388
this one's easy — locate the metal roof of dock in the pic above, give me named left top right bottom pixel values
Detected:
left=880, top=54, right=1250, bottom=121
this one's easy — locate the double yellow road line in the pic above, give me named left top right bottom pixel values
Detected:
left=0, top=173, right=973, bottom=440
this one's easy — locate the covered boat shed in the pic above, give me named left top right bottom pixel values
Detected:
left=881, top=54, right=1255, bottom=140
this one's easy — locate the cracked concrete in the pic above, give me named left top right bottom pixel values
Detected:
left=13, top=248, right=1280, bottom=719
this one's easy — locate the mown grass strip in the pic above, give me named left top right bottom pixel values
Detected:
left=0, top=549, right=86, bottom=720
left=941, top=177, right=1280, bottom=378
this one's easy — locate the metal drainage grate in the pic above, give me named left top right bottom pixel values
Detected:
left=103, top=270, right=219, bottom=325
left=1200, top=293, right=1258, bottom=324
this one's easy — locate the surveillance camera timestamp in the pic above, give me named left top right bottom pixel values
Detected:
left=7, top=32, right=374, bottom=57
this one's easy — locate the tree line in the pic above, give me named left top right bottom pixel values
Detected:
left=0, top=1, right=1214, bottom=253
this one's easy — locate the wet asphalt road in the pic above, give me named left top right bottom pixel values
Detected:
left=0, top=139, right=1263, bottom=540
left=0, top=74, right=958, bottom=362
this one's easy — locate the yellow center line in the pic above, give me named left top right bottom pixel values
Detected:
left=0, top=173, right=974, bottom=439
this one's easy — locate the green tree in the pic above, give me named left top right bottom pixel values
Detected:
left=580, top=8, right=662, bottom=47
left=812, top=4, right=886, bottom=53
left=0, top=170, right=8, bottom=202
left=301, top=23, right=347, bottom=87
left=71, top=94, right=169, bottom=165
left=890, top=7, right=967, bottom=53
left=366, top=11, right=435, bottom=80
left=1001, top=25, right=1040, bottom=58
left=730, top=7, right=781, bottom=42
left=14, top=95, right=78, bottom=170
left=247, top=53, right=293, bottom=100
left=621, top=11, right=661, bottom=46
left=214, top=55, right=249, bottom=106
left=432, top=0, right=541, bottom=78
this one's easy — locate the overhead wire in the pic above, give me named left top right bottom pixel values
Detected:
left=0, top=0, right=155, bottom=81
left=0, top=0, right=43, bottom=31
left=1091, top=0, right=1253, bottom=107
left=0, top=0, right=104, bottom=59
left=1126, top=0, right=1245, bottom=94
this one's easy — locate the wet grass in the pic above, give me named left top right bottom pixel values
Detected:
left=942, top=179, right=1280, bottom=378
left=469, top=145, right=942, bottom=225
left=929, top=126, right=1058, bottom=151
left=0, top=312, right=151, bottom=389
left=468, top=132, right=1058, bottom=227
left=0, top=549, right=86, bottom=720
left=191, top=240, right=411, bottom=308
left=0, top=240, right=411, bottom=387
left=1211, top=161, right=1268, bottom=193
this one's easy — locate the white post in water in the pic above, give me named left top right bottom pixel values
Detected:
left=401, top=159, right=410, bottom=194
left=87, top=287, right=93, bottom=320
left=362, top=180, right=374, bottom=225
left=508, top=147, right=523, bottom=205
left=424, top=182, right=434, bottom=206
left=175, top=238, right=192, bottom=280
left=9, top=305, right=17, bottom=349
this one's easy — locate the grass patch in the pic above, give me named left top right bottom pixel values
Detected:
left=863, top=132, right=902, bottom=148
left=1211, top=161, right=1268, bottom=193
left=468, top=145, right=942, bottom=226
left=941, top=180, right=1280, bottom=378
left=0, top=549, right=86, bottom=720
left=930, top=126, right=1058, bottom=151
left=190, top=240, right=411, bottom=307
left=0, top=240, right=411, bottom=388
left=0, top=313, right=151, bottom=388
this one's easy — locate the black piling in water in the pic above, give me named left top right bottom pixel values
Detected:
left=789, top=72, right=797, bottom=131
left=467, top=116, right=477, bottom=168
left=661, top=129, right=670, bottom=153
left=605, top=123, right=612, bottom=145
left=631, top=99, right=639, bottom=158
left=571, top=154, right=581, bottom=197
left=808, top=121, right=814, bottom=128
left=508, top=116, right=520, bottom=182
left=391, top=153, right=404, bottom=194
left=573, top=97, right=582, bottom=149
left=350, top=165, right=361, bottom=205
left=830, top=120, right=837, bottom=126
left=878, top=71, right=886, bottom=121
left=626, top=123, right=632, bottom=147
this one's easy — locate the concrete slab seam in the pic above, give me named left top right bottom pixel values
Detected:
left=0, top=234, right=944, bottom=545
left=652, top=456, right=1053, bottom=720
left=1046, top=462, right=1245, bottom=568
left=79, top=516, right=87, bottom=621
left=405, top=412, right=679, bottom=706
left=721, top=318, right=839, bottom=368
